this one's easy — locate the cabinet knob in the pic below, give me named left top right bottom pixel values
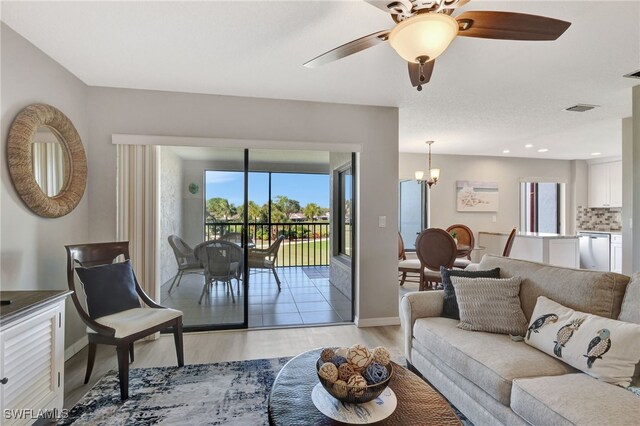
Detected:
left=0, top=377, right=7, bottom=385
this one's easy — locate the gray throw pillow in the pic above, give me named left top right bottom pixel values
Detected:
left=75, top=260, right=141, bottom=319
left=451, top=276, right=528, bottom=336
left=618, top=273, right=639, bottom=324
left=440, top=267, right=501, bottom=320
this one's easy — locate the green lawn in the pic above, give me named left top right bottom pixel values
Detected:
left=272, top=239, right=329, bottom=267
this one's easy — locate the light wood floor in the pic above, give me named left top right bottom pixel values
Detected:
left=64, top=324, right=404, bottom=409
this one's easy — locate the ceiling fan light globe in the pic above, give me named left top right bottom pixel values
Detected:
left=389, top=13, right=459, bottom=63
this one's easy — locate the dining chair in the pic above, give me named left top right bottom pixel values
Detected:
left=415, top=228, right=458, bottom=291
left=446, top=224, right=475, bottom=269
left=167, top=235, right=204, bottom=293
left=196, top=240, right=242, bottom=304
left=398, top=232, right=421, bottom=286
left=248, top=235, right=285, bottom=290
left=65, top=241, right=184, bottom=400
left=503, top=227, right=517, bottom=257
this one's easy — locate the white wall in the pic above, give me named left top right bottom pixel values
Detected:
left=159, top=147, right=183, bottom=285
left=1, top=23, right=89, bottom=350
left=399, top=153, right=587, bottom=236
left=622, top=117, right=634, bottom=275
left=633, top=86, right=640, bottom=273
left=87, top=87, right=399, bottom=323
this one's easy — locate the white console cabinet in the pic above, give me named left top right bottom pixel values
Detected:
left=0, top=291, right=70, bottom=426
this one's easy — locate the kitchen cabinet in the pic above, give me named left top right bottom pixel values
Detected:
left=0, top=291, right=70, bottom=425
left=588, top=161, right=622, bottom=208
left=611, top=234, right=622, bottom=273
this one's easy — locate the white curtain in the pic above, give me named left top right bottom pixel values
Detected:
left=32, top=142, right=64, bottom=196
left=116, top=144, right=160, bottom=303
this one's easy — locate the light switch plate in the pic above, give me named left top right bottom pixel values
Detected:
left=378, top=216, right=386, bottom=228
left=492, top=215, right=497, bottom=223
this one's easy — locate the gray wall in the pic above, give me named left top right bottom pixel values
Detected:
left=1, top=24, right=89, bottom=351
left=87, top=87, right=399, bottom=323
left=633, top=86, right=640, bottom=273
left=622, top=117, right=633, bottom=274
left=159, top=147, right=183, bottom=285
left=399, top=153, right=586, bottom=236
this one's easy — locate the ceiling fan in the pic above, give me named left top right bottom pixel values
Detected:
left=304, top=0, right=571, bottom=91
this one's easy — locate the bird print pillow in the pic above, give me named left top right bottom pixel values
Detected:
left=525, top=296, right=640, bottom=388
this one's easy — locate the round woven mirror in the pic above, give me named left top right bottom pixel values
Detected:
left=7, top=104, right=87, bottom=218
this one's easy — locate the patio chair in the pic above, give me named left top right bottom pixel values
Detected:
left=196, top=240, right=242, bottom=304
left=248, top=235, right=285, bottom=290
left=415, top=228, right=457, bottom=291
left=220, top=232, right=254, bottom=247
left=65, top=241, right=184, bottom=400
left=167, top=235, right=204, bottom=293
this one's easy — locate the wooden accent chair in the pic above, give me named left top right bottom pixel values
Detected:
left=167, top=235, right=203, bottom=293
left=398, top=232, right=421, bottom=286
left=446, top=224, right=475, bottom=269
left=415, top=228, right=458, bottom=291
left=503, top=227, right=517, bottom=257
left=248, top=235, right=285, bottom=290
left=65, top=241, right=184, bottom=400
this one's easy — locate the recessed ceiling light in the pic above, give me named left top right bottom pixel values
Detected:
left=537, top=148, right=549, bottom=153
left=503, top=150, right=510, bottom=154
left=591, top=152, right=601, bottom=156
left=525, top=144, right=533, bottom=148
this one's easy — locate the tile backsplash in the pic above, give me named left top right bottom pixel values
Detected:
left=576, top=206, right=622, bottom=231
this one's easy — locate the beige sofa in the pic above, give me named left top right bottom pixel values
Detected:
left=400, top=255, right=639, bottom=426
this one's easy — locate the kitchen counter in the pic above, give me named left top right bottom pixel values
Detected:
left=480, top=231, right=578, bottom=239
left=478, top=232, right=579, bottom=268
left=577, top=229, right=622, bottom=235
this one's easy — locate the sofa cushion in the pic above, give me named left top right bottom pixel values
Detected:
left=511, top=374, right=640, bottom=426
left=478, top=255, right=629, bottom=320
left=619, top=272, right=639, bottom=324
left=526, top=296, right=640, bottom=387
left=452, top=276, right=528, bottom=336
left=413, top=317, right=577, bottom=405
left=440, top=266, right=501, bottom=319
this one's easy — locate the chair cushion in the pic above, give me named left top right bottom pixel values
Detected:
left=511, top=374, right=640, bottom=426
left=88, top=307, right=183, bottom=338
left=75, top=260, right=141, bottom=319
left=399, top=258, right=421, bottom=271
left=413, top=317, right=577, bottom=405
left=440, top=267, right=501, bottom=319
left=452, top=276, right=528, bottom=336
left=525, top=296, right=640, bottom=387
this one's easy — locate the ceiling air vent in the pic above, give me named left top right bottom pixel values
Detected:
left=623, top=70, right=640, bottom=79
left=564, top=104, right=598, bottom=112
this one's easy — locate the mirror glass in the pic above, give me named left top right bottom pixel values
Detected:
left=31, top=126, right=67, bottom=197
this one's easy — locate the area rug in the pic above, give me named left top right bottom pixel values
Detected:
left=59, top=357, right=290, bottom=425
left=61, top=357, right=472, bottom=425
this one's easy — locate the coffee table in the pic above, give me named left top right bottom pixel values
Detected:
left=268, top=349, right=462, bottom=425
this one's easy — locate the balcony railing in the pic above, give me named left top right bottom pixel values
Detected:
left=204, top=222, right=330, bottom=267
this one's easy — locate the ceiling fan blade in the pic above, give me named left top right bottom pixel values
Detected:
left=456, top=11, right=571, bottom=41
left=408, top=60, right=435, bottom=87
left=303, top=30, right=390, bottom=68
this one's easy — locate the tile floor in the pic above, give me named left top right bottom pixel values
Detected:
left=160, top=266, right=353, bottom=328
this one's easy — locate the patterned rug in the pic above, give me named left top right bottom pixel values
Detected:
left=61, top=357, right=472, bottom=425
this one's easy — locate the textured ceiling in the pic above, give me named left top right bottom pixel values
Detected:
left=2, top=1, right=639, bottom=159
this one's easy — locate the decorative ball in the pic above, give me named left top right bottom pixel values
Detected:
left=321, top=348, right=336, bottom=363
left=347, top=374, right=367, bottom=398
left=335, top=347, right=349, bottom=358
left=347, top=344, right=372, bottom=372
left=363, top=362, right=388, bottom=385
left=332, top=380, right=348, bottom=399
left=372, top=346, right=391, bottom=366
left=332, top=355, right=347, bottom=367
left=338, top=363, right=355, bottom=382
left=318, top=362, right=338, bottom=383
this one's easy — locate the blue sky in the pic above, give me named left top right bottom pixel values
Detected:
left=205, top=171, right=329, bottom=208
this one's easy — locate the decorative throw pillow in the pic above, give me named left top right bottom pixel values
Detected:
left=618, top=272, right=640, bottom=324
left=451, top=276, right=528, bottom=336
left=75, top=260, right=141, bottom=319
left=526, top=296, right=640, bottom=387
left=440, top=267, right=501, bottom=320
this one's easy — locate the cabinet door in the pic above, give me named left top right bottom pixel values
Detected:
left=611, top=243, right=623, bottom=273
left=608, top=161, right=622, bottom=208
left=0, top=304, right=62, bottom=426
left=588, top=163, right=610, bottom=208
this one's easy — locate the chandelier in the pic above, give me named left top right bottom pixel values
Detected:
left=415, top=141, right=440, bottom=188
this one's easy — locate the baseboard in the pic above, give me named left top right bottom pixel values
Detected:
left=65, top=335, right=88, bottom=361
left=354, top=316, right=401, bottom=327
